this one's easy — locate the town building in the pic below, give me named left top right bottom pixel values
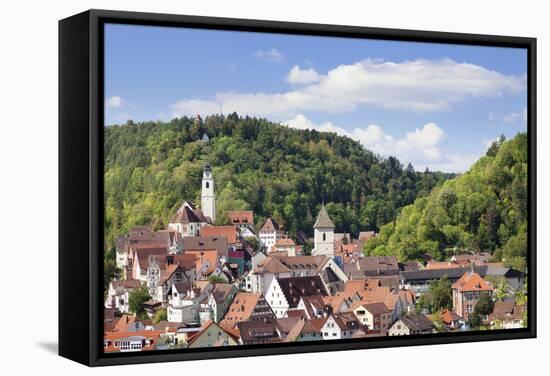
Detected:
left=220, top=292, right=275, bottom=329
left=312, top=204, right=335, bottom=256
left=389, top=313, right=435, bottom=336
left=186, top=320, right=239, bottom=348
left=320, top=311, right=361, bottom=340
left=452, top=271, right=493, bottom=320
left=168, top=201, right=210, bottom=237
left=258, top=217, right=284, bottom=250
left=266, top=276, right=328, bottom=318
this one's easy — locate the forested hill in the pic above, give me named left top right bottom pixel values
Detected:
left=364, top=133, right=528, bottom=271
left=104, top=113, right=451, bottom=250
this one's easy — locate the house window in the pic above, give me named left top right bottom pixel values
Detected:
left=206, top=182, right=210, bottom=189
left=323, top=233, right=326, bottom=241
left=467, top=304, right=474, bottom=313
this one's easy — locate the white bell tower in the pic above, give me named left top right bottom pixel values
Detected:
left=312, top=204, right=335, bottom=256
left=201, top=162, right=216, bottom=223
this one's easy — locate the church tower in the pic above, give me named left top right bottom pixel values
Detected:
left=201, top=162, right=216, bottom=223
left=312, top=204, right=335, bottom=256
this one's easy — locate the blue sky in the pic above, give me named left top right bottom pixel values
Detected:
left=104, top=23, right=527, bottom=173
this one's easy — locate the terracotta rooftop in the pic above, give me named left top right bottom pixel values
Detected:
left=220, top=292, right=264, bottom=327
left=260, top=217, right=280, bottom=232
left=452, top=272, right=493, bottom=292
left=226, top=211, right=254, bottom=226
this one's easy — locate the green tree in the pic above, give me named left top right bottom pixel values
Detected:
left=129, top=287, right=151, bottom=318
left=208, top=275, right=227, bottom=284
left=153, top=307, right=167, bottom=324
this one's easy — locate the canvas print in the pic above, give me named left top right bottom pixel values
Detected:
left=102, top=23, right=529, bottom=353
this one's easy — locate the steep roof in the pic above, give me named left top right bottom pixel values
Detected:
left=254, top=257, right=291, bottom=274
left=452, top=272, right=493, bottom=292
left=260, top=217, right=280, bottom=232
left=275, top=238, right=296, bottom=247
left=226, top=211, right=254, bottom=226
left=440, top=309, right=462, bottom=323
left=399, top=313, right=435, bottom=332
left=210, top=283, right=235, bottom=304
left=170, top=203, right=203, bottom=224
left=329, top=311, right=361, bottom=330
left=490, top=301, right=525, bottom=321
left=277, top=276, right=328, bottom=308
left=220, top=293, right=265, bottom=327
left=313, top=205, right=335, bottom=229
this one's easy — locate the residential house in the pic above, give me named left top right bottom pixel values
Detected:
left=166, top=282, right=200, bottom=325
left=389, top=313, right=435, bottom=336
left=266, top=276, right=328, bottom=318
left=292, top=318, right=327, bottom=342
left=489, top=301, right=525, bottom=329
left=452, top=271, right=493, bottom=320
left=187, top=320, right=239, bottom=348
left=182, top=235, right=229, bottom=260
left=105, top=279, right=142, bottom=313
left=258, top=217, right=284, bottom=250
left=439, top=309, right=462, bottom=330
left=115, top=226, right=175, bottom=269
left=226, top=210, right=254, bottom=231
left=351, top=301, right=392, bottom=334
left=104, top=330, right=163, bottom=352
left=206, top=283, right=238, bottom=323
left=236, top=318, right=283, bottom=345
left=320, top=311, right=361, bottom=340
left=272, top=238, right=297, bottom=256
left=246, top=256, right=292, bottom=294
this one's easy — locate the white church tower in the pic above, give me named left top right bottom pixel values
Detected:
left=312, top=204, right=335, bottom=256
left=201, top=162, right=216, bottom=223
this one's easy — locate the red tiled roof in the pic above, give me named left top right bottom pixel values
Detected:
left=226, top=211, right=254, bottom=226
left=260, top=217, right=279, bottom=232
left=452, top=272, right=493, bottom=292
left=201, top=226, right=239, bottom=244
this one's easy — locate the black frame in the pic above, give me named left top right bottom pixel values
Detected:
left=59, top=9, right=537, bottom=367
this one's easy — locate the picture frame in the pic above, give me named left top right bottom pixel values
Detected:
left=59, top=9, right=537, bottom=367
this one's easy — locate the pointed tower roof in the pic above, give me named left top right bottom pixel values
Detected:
left=314, top=204, right=334, bottom=229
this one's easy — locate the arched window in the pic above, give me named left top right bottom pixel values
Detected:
left=323, top=232, right=326, bottom=241
left=205, top=182, right=209, bottom=189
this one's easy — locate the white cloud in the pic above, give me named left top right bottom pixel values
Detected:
left=253, top=48, right=285, bottom=62
left=105, top=96, right=123, bottom=108
left=171, top=99, right=220, bottom=117
left=287, top=65, right=323, bottom=84
left=502, top=107, right=527, bottom=123
left=284, top=114, right=476, bottom=173
left=171, top=58, right=525, bottom=118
